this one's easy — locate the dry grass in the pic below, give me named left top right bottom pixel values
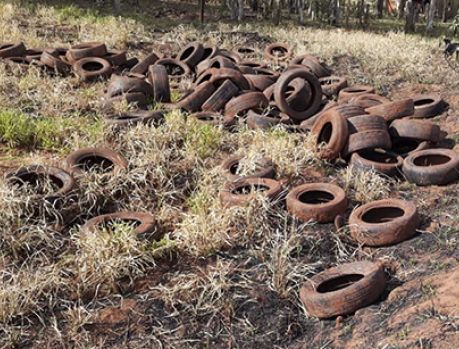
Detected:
left=0, top=1, right=457, bottom=348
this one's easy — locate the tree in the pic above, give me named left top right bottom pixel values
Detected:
left=398, top=0, right=407, bottom=18
left=377, top=0, right=384, bottom=18
left=405, top=0, right=416, bottom=33
left=426, top=0, right=437, bottom=32
left=113, top=0, right=121, bottom=13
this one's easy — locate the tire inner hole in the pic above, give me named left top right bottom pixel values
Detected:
left=318, top=122, right=333, bottom=144
left=180, top=46, right=194, bottom=60
left=362, top=207, right=405, bottom=223
left=271, top=47, right=288, bottom=56
left=82, top=61, right=104, bottom=71
left=232, top=184, right=270, bottom=195
left=164, top=63, right=184, bottom=76
left=77, top=155, right=115, bottom=173
left=414, top=98, right=434, bottom=107
left=413, top=154, right=451, bottom=166
left=391, top=138, right=423, bottom=154
left=317, top=274, right=364, bottom=293
left=10, top=172, right=63, bottom=194
left=101, top=218, right=141, bottom=231
left=359, top=150, right=399, bottom=164
left=299, top=190, right=335, bottom=204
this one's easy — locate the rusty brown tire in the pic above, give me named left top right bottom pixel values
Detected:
left=221, top=154, right=275, bottom=181
left=24, top=48, right=46, bottom=63
left=344, top=115, right=392, bottom=156
left=299, top=261, right=386, bottom=319
left=391, top=138, right=431, bottom=158
left=104, top=50, right=128, bottom=66
left=389, top=119, right=440, bottom=143
left=365, top=98, right=414, bottom=122
left=350, top=149, right=404, bottom=177
left=274, top=68, right=322, bottom=122
left=6, top=165, right=75, bottom=203
left=319, top=76, right=348, bottom=98
left=73, top=57, right=112, bottom=82
left=201, top=46, right=218, bottom=61
left=106, top=75, right=153, bottom=98
left=177, top=81, right=216, bottom=112
left=82, top=211, right=158, bottom=240
left=412, top=94, right=445, bottom=118
left=246, top=109, right=287, bottom=130
left=64, top=147, right=128, bottom=176
left=286, top=183, right=347, bottom=223
left=105, top=110, right=165, bottom=129
left=130, top=51, right=160, bottom=75
left=178, top=41, right=204, bottom=68
left=216, top=49, right=242, bottom=63
left=224, top=91, right=269, bottom=118
left=300, top=55, right=333, bottom=78
left=68, top=42, right=107, bottom=61
left=210, top=67, right=250, bottom=90
left=0, top=42, right=26, bottom=58
left=348, top=93, right=391, bottom=109
left=338, top=85, right=376, bottom=103
left=148, top=64, right=171, bottom=103
left=402, top=148, right=459, bottom=186
left=264, top=43, right=292, bottom=61
left=349, top=199, right=419, bottom=246
left=312, top=109, right=349, bottom=160
left=202, top=79, right=239, bottom=112
left=40, top=51, right=71, bottom=75
left=155, top=58, right=191, bottom=79
left=299, top=100, right=339, bottom=130
left=220, top=177, right=282, bottom=207
left=244, top=74, right=276, bottom=91
left=236, top=46, right=258, bottom=57
left=196, top=56, right=236, bottom=76
left=189, top=111, right=226, bottom=126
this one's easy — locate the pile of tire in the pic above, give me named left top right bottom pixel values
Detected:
left=0, top=41, right=136, bottom=81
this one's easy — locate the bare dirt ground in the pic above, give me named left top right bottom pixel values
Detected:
left=0, top=1, right=458, bottom=349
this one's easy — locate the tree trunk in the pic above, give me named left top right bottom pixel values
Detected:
left=398, top=0, right=406, bottom=18
left=377, top=0, right=384, bottom=18
left=405, top=0, right=416, bottom=33
left=113, top=0, right=121, bottom=13
left=298, top=0, right=306, bottom=23
left=426, top=0, right=436, bottom=32
left=273, top=0, right=281, bottom=24
left=237, top=0, right=244, bottom=20
left=227, top=0, right=238, bottom=19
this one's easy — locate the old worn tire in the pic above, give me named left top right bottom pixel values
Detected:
left=68, top=42, right=107, bottom=61
left=350, top=149, right=403, bottom=177
left=73, top=57, right=112, bottom=82
left=107, top=75, right=153, bottom=98
left=148, top=64, right=171, bottom=103
left=264, top=43, right=292, bottom=61
left=220, top=177, right=282, bottom=207
left=177, top=81, right=216, bottom=112
left=365, top=98, right=414, bottom=122
left=390, top=138, right=431, bottom=158
left=319, top=76, right=348, bottom=98
left=155, top=58, right=191, bottom=79
left=349, top=199, right=419, bottom=246
left=196, top=56, right=236, bottom=76
left=130, top=51, right=160, bottom=75
left=344, top=115, right=391, bottom=156
left=64, top=147, right=128, bottom=176
left=412, top=94, right=445, bottom=118
left=40, top=51, right=71, bottom=75
left=104, top=50, right=128, bottom=66
left=311, top=109, right=349, bottom=160
left=389, top=119, right=440, bottom=143
left=348, top=93, right=391, bottom=109
left=224, top=91, right=269, bottom=118
left=274, top=68, right=322, bottom=121
left=402, top=148, right=459, bottom=186
left=82, top=211, right=158, bottom=240
left=286, top=183, right=347, bottom=223
left=300, top=261, right=386, bottom=319
left=338, top=85, right=375, bottom=103
left=244, top=74, right=276, bottom=91
left=178, top=41, right=204, bottom=68
left=201, top=79, right=239, bottom=112
left=221, top=154, right=275, bottom=181
left=0, top=42, right=26, bottom=58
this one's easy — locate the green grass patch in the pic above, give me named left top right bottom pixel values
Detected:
left=0, top=109, right=103, bottom=151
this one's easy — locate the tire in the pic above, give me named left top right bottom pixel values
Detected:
left=201, top=79, right=239, bottom=112
left=216, top=49, right=242, bottom=63
left=25, top=48, right=47, bottom=63
left=350, top=149, right=403, bottom=177
left=244, top=74, right=276, bottom=91
left=365, top=98, right=414, bottom=122
left=224, top=91, right=269, bottom=118
left=344, top=115, right=391, bottom=156
left=73, top=57, right=113, bottom=82
left=82, top=211, right=159, bottom=240
left=201, top=46, right=218, bottom=61
left=6, top=165, right=75, bottom=203
left=319, top=76, right=348, bottom=97
left=196, top=56, right=236, bottom=76
left=148, top=65, right=171, bottom=103
left=300, top=55, right=333, bottom=78
left=221, top=154, right=275, bottom=181
left=274, top=68, right=322, bottom=121
left=177, top=81, right=216, bottom=112
left=412, top=94, right=445, bottom=118
left=299, top=100, right=338, bottom=130
left=349, top=199, right=419, bottom=246
left=210, top=67, right=250, bottom=90
left=236, top=46, right=258, bottom=57
left=130, top=51, right=160, bottom=75
left=64, top=147, right=128, bottom=176
left=286, top=182, right=347, bottom=223
left=106, top=75, right=153, bottom=98
left=402, top=148, right=459, bottom=186
left=105, top=110, right=165, bottom=129
left=104, top=50, right=128, bottom=66
left=40, top=51, right=71, bottom=75
left=0, top=42, right=26, bottom=58
left=338, top=85, right=375, bottom=103
left=68, top=42, right=107, bottom=61
left=389, top=119, right=440, bottom=143
left=178, top=41, right=205, bottom=68
left=246, top=109, right=286, bottom=130
left=220, top=177, right=282, bottom=207
left=311, top=109, right=349, bottom=160
left=348, top=93, right=391, bottom=109
left=264, top=43, right=292, bottom=61
left=299, top=261, right=386, bottom=319
left=155, top=58, right=191, bottom=79
left=390, top=138, right=431, bottom=158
